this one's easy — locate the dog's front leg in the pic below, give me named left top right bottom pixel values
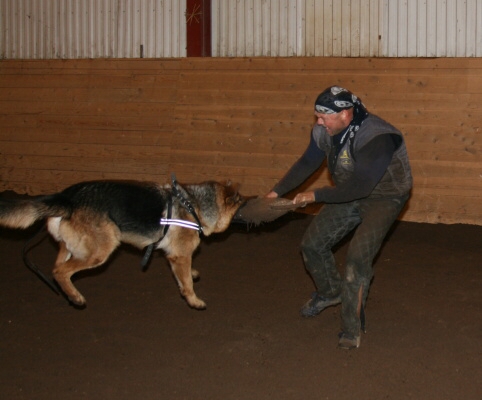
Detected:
left=167, top=254, right=206, bottom=309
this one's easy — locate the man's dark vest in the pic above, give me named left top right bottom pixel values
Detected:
left=313, top=114, right=413, bottom=198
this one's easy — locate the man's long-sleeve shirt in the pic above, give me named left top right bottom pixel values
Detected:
left=272, top=130, right=399, bottom=204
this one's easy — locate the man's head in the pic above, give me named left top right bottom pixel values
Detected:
left=314, top=86, right=366, bottom=136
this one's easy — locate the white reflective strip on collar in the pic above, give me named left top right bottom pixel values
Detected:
left=160, top=218, right=200, bottom=230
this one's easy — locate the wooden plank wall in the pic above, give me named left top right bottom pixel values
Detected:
left=174, top=58, right=482, bottom=225
left=0, top=59, right=181, bottom=191
left=0, top=58, right=481, bottom=225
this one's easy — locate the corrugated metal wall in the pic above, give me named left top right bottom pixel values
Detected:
left=212, top=0, right=306, bottom=57
left=1, top=0, right=482, bottom=59
left=0, top=0, right=186, bottom=59
left=212, top=0, right=482, bottom=57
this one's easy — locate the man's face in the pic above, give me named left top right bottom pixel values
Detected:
left=314, top=109, right=351, bottom=136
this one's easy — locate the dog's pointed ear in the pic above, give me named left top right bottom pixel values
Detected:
left=222, top=181, right=243, bottom=206
left=220, top=179, right=239, bottom=192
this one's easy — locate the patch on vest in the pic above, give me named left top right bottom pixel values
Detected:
left=339, top=150, right=352, bottom=166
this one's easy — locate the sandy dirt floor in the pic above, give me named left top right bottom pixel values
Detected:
left=0, top=212, right=481, bottom=400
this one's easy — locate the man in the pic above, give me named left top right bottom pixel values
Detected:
left=266, top=86, right=412, bottom=349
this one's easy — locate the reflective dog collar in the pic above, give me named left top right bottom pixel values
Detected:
left=159, top=218, right=202, bottom=232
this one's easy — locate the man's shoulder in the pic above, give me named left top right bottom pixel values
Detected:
left=363, top=113, right=400, bottom=133
left=354, top=114, right=402, bottom=149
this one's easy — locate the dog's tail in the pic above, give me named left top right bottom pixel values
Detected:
left=0, top=194, right=72, bottom=229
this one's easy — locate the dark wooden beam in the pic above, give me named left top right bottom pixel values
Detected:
left=186, top=0, right=211, bottom=57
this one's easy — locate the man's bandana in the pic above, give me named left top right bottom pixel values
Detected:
left=314, top=86, right=365, bottom=115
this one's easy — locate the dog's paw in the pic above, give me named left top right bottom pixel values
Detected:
left=69, top=293, right=86, bottom=307
left=187, top=296, right=206, bottom=310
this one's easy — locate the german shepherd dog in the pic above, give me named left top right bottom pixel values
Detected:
left=0, top=178, right=244, bottom=309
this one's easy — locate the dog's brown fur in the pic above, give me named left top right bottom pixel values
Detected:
left=0, top=180, right=244, bottom=309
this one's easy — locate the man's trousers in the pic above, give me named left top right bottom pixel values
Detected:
left=300, top=194, right=409, bottom=336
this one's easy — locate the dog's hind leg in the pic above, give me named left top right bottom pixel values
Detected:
left=53, top=241, right=86, bottom=304
left=53, top=240, right=119, bottom=306
left=167, top=254, right=206, bottom=309
left=52, top=219, right=120, bottom=306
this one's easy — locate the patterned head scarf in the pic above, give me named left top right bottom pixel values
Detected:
left=314, top=86, right=369, bottom=144
left=315, top=86, right=367, bottom=114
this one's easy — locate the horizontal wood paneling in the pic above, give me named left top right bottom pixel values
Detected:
left=172, top=57, right=482, bottom=225
left=0, top=57, right=481, bottom=225
left=0, top=58, right=181, bottom=193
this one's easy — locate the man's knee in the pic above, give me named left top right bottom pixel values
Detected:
left=345, top=262, right=372, bottom=287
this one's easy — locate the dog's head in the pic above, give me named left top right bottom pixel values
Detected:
left=184, top=180, right=244, bottom=235
left=211, top=180, right=245, bottom=233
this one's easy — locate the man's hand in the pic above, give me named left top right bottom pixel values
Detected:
left=264, top=191, right=279, bottom=199
left=293, top=191, right=315, bottom=205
